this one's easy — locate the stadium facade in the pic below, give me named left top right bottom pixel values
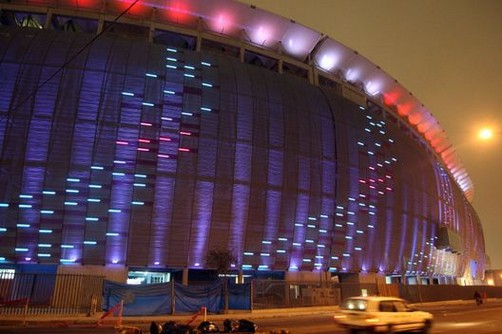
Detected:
left=0, top=0, right=485, bottom=285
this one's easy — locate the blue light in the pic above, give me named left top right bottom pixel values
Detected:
left=244, top=252, right=254, bottom=256
left=38, top=244, right=51, bottom=248
left=261, top=240, right=271, bottom=244
left=0, top=228, right=6, bottom=232
left=66, top=189, right=79, bottom=193
left=202, top=82, right=213, bottom=87
left=201, top=61, right=211, bottom=66
left=122, top=92, right=134, bottom=96
left=43, top=191, right=56, bottom=195
left=0, top=203, right=9, bottom=208
left=61, top=245, right=74, bottom=248
left=134, top=183, right=146, bottom=187
left=64, top=201, right=78, bottom=206
left=106, top=232, right=119, bottom=237
left=89, top=184, right=102, bottom=189
left=83, top=241, right=97, bottom=245
left=184, top=65, right=195, bottom=70
left=182, top=112, right=193, bottom=116
left=166, top=57, right=177, bottom=62
left=41, top=210, right=54, bottom=214
left=88, top=198, right=101, bottom=202
left=166, top=64, right=177, bottom=69
left=200, top=107, right=212, bottom=112
left=112, top=172, right=125, bottom=177
left=39, top=229, right=52, bottom=234
left=114, top=160, right=126, bottom=164
left=85, top=217, right=99, bottom=221
left=146, top=73, right=157, bottom=78
left=242, top=264, right=253, bottom=269
left=60, top=258, right=76, bottom=263
left=277, top=250, right=286, bottom=253
left=15, top=248, right=29, bottom=252
left=108, top=209, right=121, bottom=213
left=142, top=102, right=154, bottom=107
left=19, top=194, right=33, bottom=199
left=163, top=90, right=175, bottom=95
left=91, top=165, right=104, bottom=170
left=320, top=214, right=329, bottom=218
left=278, top=237, right=288, bottom=241
left=66, top=178, right=80, bottom=182
left=18, top=204, right=32, bottom=209
left=183, top=73, right=195, bottom=78
left=38, top=253, right=51, bottom=257
left=166, top=48, right=177, bottom=52
left=132, top=201, right=144, bottom=205
left=17, top=224, right=30, bottom=228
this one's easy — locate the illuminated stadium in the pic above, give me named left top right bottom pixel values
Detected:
left=0, top=0, right=486, bottom=285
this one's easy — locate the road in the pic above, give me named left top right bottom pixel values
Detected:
left=1, top=302, right=501, bottom=333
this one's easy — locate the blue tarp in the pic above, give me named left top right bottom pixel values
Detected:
left=102, top=280, right=172, bottom=316
left=174, top=280, right=223, bottom=313
left=102, top=279, right=252, bottom=316
left=228, top=282, right=251, bottom=310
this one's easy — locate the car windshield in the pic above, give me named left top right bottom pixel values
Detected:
left=342, top=299, right=368, bottom=311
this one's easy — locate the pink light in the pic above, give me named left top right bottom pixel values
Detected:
left=138, top=139, right=151, bottom=143
left=178, top=148, right=190, bottom=152
left=251, top=25, right=273, bottom=45
left=159, top=137, right=171, bottom=141
left=140, top=122, right=152, bottom=127
left=116, top=141, right=128, bottom=145
left=179, top=131, right=192, bottom=136
left=359, top=179, right=367, bottom=184
left=137, top=148, right=149, bottom=152
left=386, top=187, right=393, bottom=191
left=158, top=154, right=170, bottom=158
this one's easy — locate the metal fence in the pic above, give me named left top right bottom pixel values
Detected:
left=0, top=273, right=104, bottom=316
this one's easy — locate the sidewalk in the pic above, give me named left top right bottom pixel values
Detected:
left=0, top=305, right=340, bottom=327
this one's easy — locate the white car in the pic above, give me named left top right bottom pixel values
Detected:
left=333, top=296, right=433, bottom=333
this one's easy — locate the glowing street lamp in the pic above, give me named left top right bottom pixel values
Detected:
left=478, top=127, right=494, bottom=141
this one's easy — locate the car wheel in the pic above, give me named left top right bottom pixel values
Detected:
left=421, top=320, right=432, bottom=334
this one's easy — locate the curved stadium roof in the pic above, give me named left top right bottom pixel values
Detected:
left=2, top=0, right=474, bottom=200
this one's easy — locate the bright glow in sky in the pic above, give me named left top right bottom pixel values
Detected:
left=240, top=0, right=502, bottom=269
left=478, top=128, right=494, bottom=141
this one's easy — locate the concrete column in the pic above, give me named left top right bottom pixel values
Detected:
left=182, top=268, right=189, bottom=286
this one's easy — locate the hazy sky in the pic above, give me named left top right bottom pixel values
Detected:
left=239, top=0, right=502, bottom=269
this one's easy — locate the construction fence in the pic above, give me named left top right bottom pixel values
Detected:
left=3, top=273, right=502, bottom=316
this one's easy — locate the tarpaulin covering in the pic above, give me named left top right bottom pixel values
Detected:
left=102, top=280, right=172, bottom=316
left=228, top=282, right=251, bottom=310
left=174, top=280, right=223, bottom=313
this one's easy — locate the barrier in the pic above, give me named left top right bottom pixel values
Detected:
left=186, top=306, right=207, bottom=325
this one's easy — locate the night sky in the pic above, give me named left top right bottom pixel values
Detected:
left=240, top=0, right=502, bottom=269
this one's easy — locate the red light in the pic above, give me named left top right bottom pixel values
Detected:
left=162, top=1, right=194, bottom=25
